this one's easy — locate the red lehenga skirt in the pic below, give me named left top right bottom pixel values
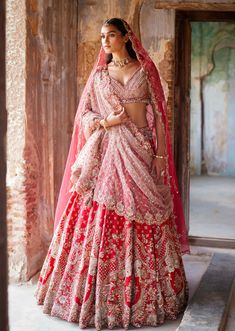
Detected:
left=35, top=190, right=188, bottom=330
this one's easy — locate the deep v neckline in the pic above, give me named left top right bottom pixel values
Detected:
left=107, top=65, right=142, bottom=88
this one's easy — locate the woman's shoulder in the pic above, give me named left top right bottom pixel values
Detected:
left=91, top=65, right=108, bottom=87
left=93, top=64, right=107, bottom=78
left=96, top=64, right=108, bottom=73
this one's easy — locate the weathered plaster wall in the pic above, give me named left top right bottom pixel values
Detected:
left=6, top=0, right=27, bottom=282
left=190, top=22, right=235, bottom=175
left=140, top=3, right=175, bottom=130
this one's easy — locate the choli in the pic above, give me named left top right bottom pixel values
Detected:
left=108, top=66, right=151, bottom=104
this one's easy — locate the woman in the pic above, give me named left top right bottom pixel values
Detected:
left=36, top=18, right=190, bottom=330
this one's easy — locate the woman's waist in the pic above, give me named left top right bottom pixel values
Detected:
left=123, top=103, right=148, bottom=128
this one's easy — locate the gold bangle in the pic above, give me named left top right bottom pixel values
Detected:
left=93, top=118, right=101, bottom=130
left=154, top=154, right=166, bottom=159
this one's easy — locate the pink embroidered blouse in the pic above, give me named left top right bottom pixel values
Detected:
left=109, top=66, right=151, bottom=104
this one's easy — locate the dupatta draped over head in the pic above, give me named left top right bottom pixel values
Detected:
left=54, top=19, right=190, bottom=255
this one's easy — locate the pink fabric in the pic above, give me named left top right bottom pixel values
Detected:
left=54, top=20, right=190, bottom=255
left=110, top=66, right=151, bottom=104
left=70, top=117, right=173, bottom=225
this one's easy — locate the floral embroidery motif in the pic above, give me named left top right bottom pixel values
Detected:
left=35, top=192, right=188, bottom=330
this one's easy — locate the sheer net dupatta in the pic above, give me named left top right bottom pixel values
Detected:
left=53, top=49, right=107, bottom=232
left=54, top=19, right=190, bottom=255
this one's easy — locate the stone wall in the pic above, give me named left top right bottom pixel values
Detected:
left=6, top=0, right=27, bottom=282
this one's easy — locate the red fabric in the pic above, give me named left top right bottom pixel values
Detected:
left=36, top=192, right=188, bottom=329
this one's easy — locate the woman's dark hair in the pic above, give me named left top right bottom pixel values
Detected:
left=103, top=18, right=137, bottom=64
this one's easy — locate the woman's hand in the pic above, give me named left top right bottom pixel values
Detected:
left=101, top=108, right=129, bottom=128
left=152, top=157, right=166, bottom=184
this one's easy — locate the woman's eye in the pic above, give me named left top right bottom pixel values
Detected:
left=100, top=33, right=116, bottom=39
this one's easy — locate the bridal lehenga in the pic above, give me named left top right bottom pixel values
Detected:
left=35, top=19, right=190, bottom=330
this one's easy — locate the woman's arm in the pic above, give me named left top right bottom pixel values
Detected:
left=152, top=110, right=168, bottom=182
left=81, top=93, right=102, bottom=139
left=81, top=91, right=129, bottom=136
left=99, top=108, right=129, bottom=130
left=155, top=112, right=167, bottom=156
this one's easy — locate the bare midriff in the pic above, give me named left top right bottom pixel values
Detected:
left=123, top=102, right=148, bottom=128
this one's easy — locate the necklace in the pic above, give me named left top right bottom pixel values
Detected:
left=111, top=56, right=131, bottom=68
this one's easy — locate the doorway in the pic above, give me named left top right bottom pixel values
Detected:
left=174, top=11, right=235, bottom=247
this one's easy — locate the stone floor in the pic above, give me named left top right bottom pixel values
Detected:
left=189, top=175, right=235, bottom=239
left=226, top=281, right=235, bottom=331
left=189, top=246, right=235, bottom=331
left=9, top=248, right=211, bottom=331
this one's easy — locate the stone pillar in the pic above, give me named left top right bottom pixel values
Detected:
left=6, top=0, right=27, bottom=282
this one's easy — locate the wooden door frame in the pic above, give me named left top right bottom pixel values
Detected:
left=174, top=10, right=192, bottom=231
left=174, top=10, right=235, bottom=248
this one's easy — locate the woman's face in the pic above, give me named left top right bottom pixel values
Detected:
left=100, top=24, right=128, bottom=54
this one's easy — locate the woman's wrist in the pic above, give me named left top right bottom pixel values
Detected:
left=100, top=117, right=110, bottom=131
